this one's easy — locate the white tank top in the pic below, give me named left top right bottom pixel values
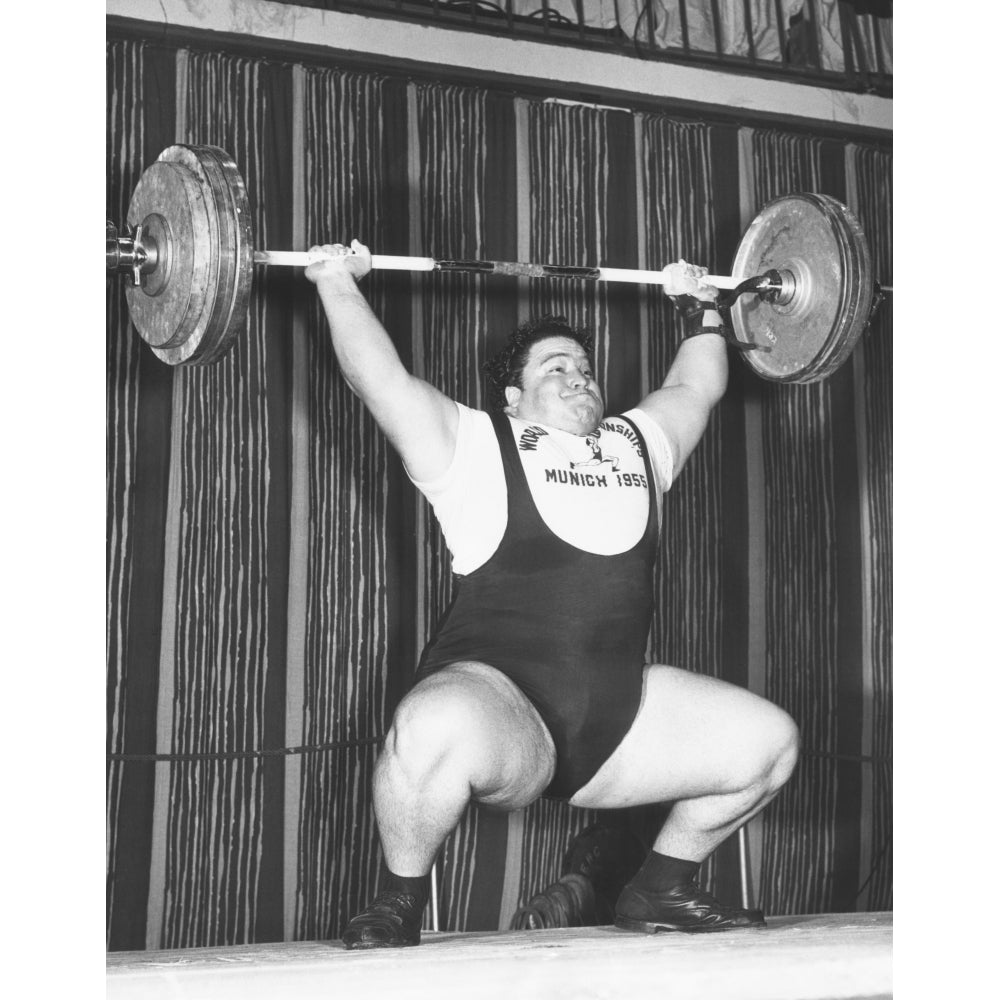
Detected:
left=410, top=404, right=674, bottom=575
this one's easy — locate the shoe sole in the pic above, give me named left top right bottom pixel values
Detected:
left=614, top=915, right=765, bottom=934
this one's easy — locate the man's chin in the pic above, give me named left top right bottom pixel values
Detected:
left=524, top=400, right=603, bottom=434
left=568, top=405, right=603, bottom=435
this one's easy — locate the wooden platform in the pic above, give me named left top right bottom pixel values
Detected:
left=107, top=912, right=891, bottom=999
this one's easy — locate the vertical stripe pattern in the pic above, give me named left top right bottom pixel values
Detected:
left=106, top=38, right=146, bottom=947
left=294, top=67, right=394, bottom=940
left=848, top=143, right=892, bottom=911
left=528, top=101, right=611, bottom=384
left=151, top=52, right=282, bottom=949
left=737, top=124, right=768, bottom=898
left=282, top=63, right=309, bottom=942
left=748, top=131, right=846, bottom=915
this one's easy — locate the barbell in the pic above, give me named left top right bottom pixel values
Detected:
left=107, top=144, right=888, bottom=382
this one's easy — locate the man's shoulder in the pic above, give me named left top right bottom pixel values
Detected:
left=456, top=401, right=490, bottom=418
left=455, top=402, right=495, bottom=433
left=452, top=403, right=502, bottom=463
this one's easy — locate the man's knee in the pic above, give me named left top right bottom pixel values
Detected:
left=721, top=701, right=799, bottom=796
left=760, top=706, right=800, bottom=793
left=382, top=680, right=478, bottom=774
left=381, top=665, right=554, bottom=806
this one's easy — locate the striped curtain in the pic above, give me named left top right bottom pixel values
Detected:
left=293, top=66, right=400, bottom=942
left=527, top=102, right=612, bottom=377
left=847, top=142, right=892, bottom=911
left=749, top=131, right=838, bottom=915
left=157, top=51, right=294, bottom=949
left=741, top=129, right=892, bottom=915
left=107, top=37, right=191, bottom=951
left=108, top=27, right=892, bottom=950
left=107, top=37, right=150, bottom=951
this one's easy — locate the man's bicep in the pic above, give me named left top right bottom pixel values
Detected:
left=635, top=385, right=713, bottom=477
left=367, top=375, right=460, bottom=483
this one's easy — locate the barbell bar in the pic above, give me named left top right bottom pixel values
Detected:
left=108, top=144, right=889, bottom=381
left=253, top=249, right=740, bottom=290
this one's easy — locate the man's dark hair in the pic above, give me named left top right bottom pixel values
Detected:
left=481, top=315, right=594, bottom=413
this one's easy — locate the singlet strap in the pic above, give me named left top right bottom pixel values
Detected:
left=488, top=410, right=542, bottom=531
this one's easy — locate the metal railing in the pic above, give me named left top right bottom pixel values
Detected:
left=288, top=0, right=892, bottom=96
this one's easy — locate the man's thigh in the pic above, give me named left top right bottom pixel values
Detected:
left=568, top=664, right=796, bottom=809
left=398, top=661, right=556, bottom=810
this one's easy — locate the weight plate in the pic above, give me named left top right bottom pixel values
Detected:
left=144, top=146, right=223, bottom=365
left=729, top=193, right=873, bottom=383
left=124, top=145, right=254, bottom=366
left=189, top=146, right=254, bottom=366
left=125, top=158, right=213, bottom=351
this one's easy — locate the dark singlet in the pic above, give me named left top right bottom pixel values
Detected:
left=415, top=411, right=660, bottom=799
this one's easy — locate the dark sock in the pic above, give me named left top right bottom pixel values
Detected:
left=381, top=870, right=431, bottom=904
left=630, top=852, right=700, bottom=892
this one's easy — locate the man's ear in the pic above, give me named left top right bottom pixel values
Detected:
left=504, top=385, right=521, bottom=412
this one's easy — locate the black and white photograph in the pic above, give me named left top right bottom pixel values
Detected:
left=100, top=1, right=916, bottom=996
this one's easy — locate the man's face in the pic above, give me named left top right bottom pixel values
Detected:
left=504, top=336, right=604, bottom=435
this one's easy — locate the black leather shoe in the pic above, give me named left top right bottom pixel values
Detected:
left=614, top=880, right=766, bottom=933
left=510, top=873, right=597, bottom=930
left=562, top=823, right=646, bottom=923
left=342, top=890, right=424, bottom=949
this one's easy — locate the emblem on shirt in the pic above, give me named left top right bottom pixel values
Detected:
left=571, top=433, right=620, bottom=472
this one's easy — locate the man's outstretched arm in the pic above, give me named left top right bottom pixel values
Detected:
left=635, top=262, right=728, bottom=478
left=306, top=240, right=459, bottom=483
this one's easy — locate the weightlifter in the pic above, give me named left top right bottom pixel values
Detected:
left=305, top=239, right=800, bottom=949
